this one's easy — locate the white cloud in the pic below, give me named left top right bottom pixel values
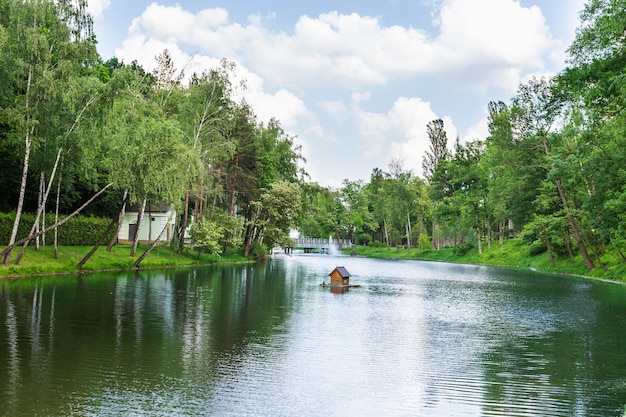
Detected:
left=86, top=0, right=110, bottom=20
left=353, top=96, right=458, bottom=176
left=117, top=1, right=556, bottom=92
left=432, top=0, right=557, bottom=90
left=110, top=0, right=565, bottom=184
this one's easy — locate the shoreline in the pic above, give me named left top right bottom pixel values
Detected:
left=0, top=259, right=257, bottom=280
left=0, top=244, right=256, bottom=280
left=346, top=250, right=626, bottom=286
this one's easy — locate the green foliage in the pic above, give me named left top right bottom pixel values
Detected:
left=249, top=242, right=268, bottom=260
left=0, top=212, right=114, bottom=246
left=452, top=242, right=475, bottom=257
left=418, top=233, right=432, bottom=251
left=357, top=233, right=372, bottom=246
left=528, top=240, right=547, bottom=256
left=190, top=219, right=223, bottom=257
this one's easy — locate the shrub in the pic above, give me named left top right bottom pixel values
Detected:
left=418, top=233, right=432, bottom=251
left=357, top=233, right=372, bottom=246
left=528, top=240, right=547, bottom=256
left=250, top=242, right=269, bottom=260
left=452, top=242, right=474, bottom=256
left=0, top=212, right=115, bottom=246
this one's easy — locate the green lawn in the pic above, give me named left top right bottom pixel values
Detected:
left=0, top=244, right=250, bottom=278
left=347, top=239, right=626, bottom=283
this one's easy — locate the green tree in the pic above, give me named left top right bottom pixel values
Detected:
left=244, top=181, right=302, bottom=256
left=0, top=0, right=101, bottom=265
left=340, top=179, right=377, bottom=244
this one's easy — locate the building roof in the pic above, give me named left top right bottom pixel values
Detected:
left=329, top=266, right=351, bottom=278
left=127, top=202, right=170, bottom=213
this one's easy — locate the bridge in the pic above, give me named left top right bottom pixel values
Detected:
left=281, top=237, right=354, bottom=254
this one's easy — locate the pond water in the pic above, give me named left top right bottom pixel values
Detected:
left=1, top=253, right=626, bottom=416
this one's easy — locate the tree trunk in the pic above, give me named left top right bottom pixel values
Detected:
left=476, top=212, right=482, bottom=255
left=134, top=212, right=174, bottom=268
left=130, top=196, right=147, bottom=257
left=617, top=246, right=626, bottom=262
left=229, top=157, right=238, bottom=217
left=431, top=200, right=437, bottom=249
left=54, top=155, right=64, bottom=259
left=486, top=216, right=492, bottom=251
left=243, top=206, right=261, bottom=256
left=4, top=66, right=34, bottom=266
left=178, top=192, right=189, bottom=254
left=36, top=170, right=44, bottom=251
left=77, top=218, right=118, bottom=269
left=555, top=179, right=594, bottom=270
left=582, top=226, right=608, bottom=272
left=383, top=218, right=390, bottom=249
left=210, top=168, right=221, bottom=221
left=564, top=225, right=574, bottom=259
left=148, top=206, right=153, bottom=243
left=107, top=190, right=128, bottom=251
left=14, top=149, right=62, bottom=265
left=405, top=212, right=411, bottom=250
left=544, top=229, right=554, bottom=267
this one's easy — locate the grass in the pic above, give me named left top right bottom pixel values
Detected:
left=347, top=239, right=626, bottom=283
left=0, top=244, right=251, bottom=278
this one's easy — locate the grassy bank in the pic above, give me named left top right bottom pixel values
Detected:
left=0, top=244, right=251, bottom=278
left=346, top=239, right=626, bottom=283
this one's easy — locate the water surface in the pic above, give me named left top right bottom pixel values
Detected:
left=1, top=254, right=625, bottom=416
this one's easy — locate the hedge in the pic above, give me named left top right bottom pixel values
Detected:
left=0, top=212, right=116, bottom=246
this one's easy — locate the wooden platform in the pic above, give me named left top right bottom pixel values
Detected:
left=320, top=283, right=361, bottom=288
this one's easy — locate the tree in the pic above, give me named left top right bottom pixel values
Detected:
left=0, top=0, right=100, bottom=265
left=422, top=119, right=450, bottom=180
left=513, top=77, right=595, bottom=270
left=340, top=179, right=377, bottom=244
left=243, top=181, right=302, bottom=256
left=422, top=119, right=451, bottom=248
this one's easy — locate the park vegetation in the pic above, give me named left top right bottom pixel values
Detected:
left=1, top=0, right=626, bottom=281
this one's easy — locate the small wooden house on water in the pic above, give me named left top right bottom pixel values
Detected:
left=329, top=266, right=351, bottom=286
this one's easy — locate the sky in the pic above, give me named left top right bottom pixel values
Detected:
left=87, top=0, right=587, bottom=188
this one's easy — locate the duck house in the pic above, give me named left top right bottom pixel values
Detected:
left=329, top=266, right=351, bottom=286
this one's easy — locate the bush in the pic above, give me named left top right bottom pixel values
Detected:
left=357, top=233, right=372, bottom=246
left=418, top=233, right=432, bottom=251
left=250, top=242, right=269, bottom=260
left=528, top=240, right=547, bottom=256
left=0, top=212, right=115, bottom=246
left=452, top=242, right=474, bottom=256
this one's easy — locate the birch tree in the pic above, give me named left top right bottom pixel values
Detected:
left=0, top=0, right=99, bottom=264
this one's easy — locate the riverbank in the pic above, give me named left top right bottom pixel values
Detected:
left=0, top=245, right=251, bottom=278
left=346, top=239, right=626, bottom=283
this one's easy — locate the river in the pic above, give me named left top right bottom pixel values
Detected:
left=1, top=253, right=625, bottom=416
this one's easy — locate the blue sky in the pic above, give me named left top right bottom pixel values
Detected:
left=88, top=0, right=587, bottom=187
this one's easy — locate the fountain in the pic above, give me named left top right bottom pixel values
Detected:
left=327, top=236, right=339, bottom=255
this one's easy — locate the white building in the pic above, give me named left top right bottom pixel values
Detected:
left=118, top=203, right=176, bottom=244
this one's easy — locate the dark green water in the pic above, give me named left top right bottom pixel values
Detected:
left=1, top=254, right=625, bottom=416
